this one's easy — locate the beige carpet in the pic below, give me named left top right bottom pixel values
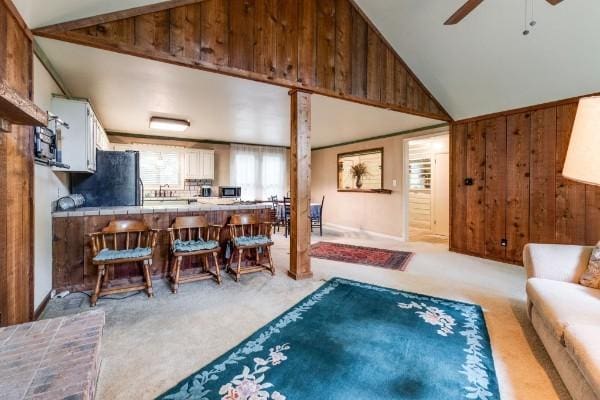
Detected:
left=42, top=229, right=571, bottom=400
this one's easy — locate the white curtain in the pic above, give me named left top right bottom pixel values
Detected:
left=230, top=144, right=289, bottom=201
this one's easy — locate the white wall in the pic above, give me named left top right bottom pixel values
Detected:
left=33, top=56, right=69, bottom=310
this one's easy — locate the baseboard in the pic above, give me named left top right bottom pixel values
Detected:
left=323, top=223, right=405, bottom=241
left=34, top=291, right=52, bottom=320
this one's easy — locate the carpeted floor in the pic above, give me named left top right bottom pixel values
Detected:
left=41, top=228, right=571, bottom=400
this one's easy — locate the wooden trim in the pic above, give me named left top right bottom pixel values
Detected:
left=0, top=79, right=48, bottom=126
left=346, top=0, right=451, bottom=119
left=34, top=0, right=208, bottom=34
left=312, top=123, right=449, bottom=151
left=107, top=131, right=290, bottom=149
left=455, top=91, right=600, bottom=124
left=34, top=291, right=52, bottom=320
left=337, top=147, right=384, bottom=190
left=337, top=189, right=392, bottom=194
left=1, top=0, right=32, bottom=40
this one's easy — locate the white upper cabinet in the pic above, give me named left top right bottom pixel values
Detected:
left=51, top=97, right=108, bottom=173
left=184, top=149, right=214, bottom=180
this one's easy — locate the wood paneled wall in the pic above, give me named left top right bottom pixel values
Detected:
left=34, top=0, right=449, bottom=121
left=0, top=0, right=34, bottom=326
left=451, top=99, right=600, bottom=264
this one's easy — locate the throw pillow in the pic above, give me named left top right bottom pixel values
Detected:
left=580, top=242, right=600, bottom=289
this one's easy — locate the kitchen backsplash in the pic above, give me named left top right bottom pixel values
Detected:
left=184, top=179, right=213, bottom=191
left=144, top=179, right=215, bottom=198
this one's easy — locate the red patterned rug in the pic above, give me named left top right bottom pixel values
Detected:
left=310, top=242, right=413, bottom=271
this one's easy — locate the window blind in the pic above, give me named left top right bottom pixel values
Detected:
left=139, top=150, right=181, bottom=188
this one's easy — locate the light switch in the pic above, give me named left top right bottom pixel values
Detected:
left=392, top=179, right=397, bottom=187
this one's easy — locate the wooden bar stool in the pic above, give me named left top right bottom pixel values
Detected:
left=88, top=220, right=159, bottom=307
left=227, top=214, right=275, bottom=282
left=168, top=216, right=222, bottom=293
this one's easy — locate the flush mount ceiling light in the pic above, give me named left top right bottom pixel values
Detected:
left=149, top=116, right=190, bottom=132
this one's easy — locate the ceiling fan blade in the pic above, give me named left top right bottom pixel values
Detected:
left=546, top=0, right=564, bottom=4
left=444, top=0, right=484, bottom=25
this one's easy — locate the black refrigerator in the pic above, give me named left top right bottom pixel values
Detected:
left=71, top=150, right=143, bottom=207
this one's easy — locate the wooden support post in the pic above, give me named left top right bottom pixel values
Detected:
left=288, top=90, right=313, bottom=280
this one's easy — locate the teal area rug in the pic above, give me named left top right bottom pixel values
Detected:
left=158, top=278, right=500, bottom=400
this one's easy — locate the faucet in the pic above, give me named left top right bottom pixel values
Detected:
left=159, top=184, right=170, bottom=197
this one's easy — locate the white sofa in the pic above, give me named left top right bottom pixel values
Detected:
left=524, top=244, right=600, bottom=400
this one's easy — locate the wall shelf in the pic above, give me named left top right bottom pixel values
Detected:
left=0, top=80, right=47, bottom=127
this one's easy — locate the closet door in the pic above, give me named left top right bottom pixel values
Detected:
left=506, top=112, right=531, bottom=263
left=484, top=117, right=507, bottom=259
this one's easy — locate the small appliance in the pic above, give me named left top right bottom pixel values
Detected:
left=200, top=186, right=212, bottom=197
left=219, top=186, right=241, bottom=198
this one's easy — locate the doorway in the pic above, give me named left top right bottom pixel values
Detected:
left=404, top=133, right=450, bottom=244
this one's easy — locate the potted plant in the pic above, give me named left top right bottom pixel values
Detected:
left=350, top=162, right=369, bottom=189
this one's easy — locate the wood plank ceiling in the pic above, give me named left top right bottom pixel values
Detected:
left=33, top=0, right=450, bottom=122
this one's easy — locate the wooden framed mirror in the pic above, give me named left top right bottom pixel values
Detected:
left=337, top=148, right=384, bottom=192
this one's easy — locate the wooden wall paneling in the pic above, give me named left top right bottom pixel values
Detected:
left=484, top=117, right=507, bottom=259
left=382, top=47, right=395, bottom=105
left=586, top=187, right=600, bottom=245
left=297, top=0, right=317, bottom=86
left=0, top=1, right=6, bottom=80
left=465, top=121, right=486, bottom=255
left=275, top=0, right=297, bottom=80
left=134, top=11, right=170, bottom=53
left=78, top=19, right=135, bottom=46
left=529, top=107, right=557, bottom=243
left=394, top=59, right=407, bottom=107
left=228, top=0, right=255, bottom=71
left=253, top=0, right=276, bottom=78
left=350, top=6, right=367, bottom=98
left=406, top=73, right=417, bottom=110
left=316, top=0, right=335, bottom=91
left=334, top=0, right=352, bottom=95
left=450, top=123, right=468, bottom=252
left=169, top=4, right=202, bottom=60
left=365, top=27, right=382, bottom=101
left=5, top=11, right=30, bottom=95
left=200, top=0, right=229, bottom=66
left=506, top=112, right=531, bottom=262
left=555, top=103, right=586, bottom=244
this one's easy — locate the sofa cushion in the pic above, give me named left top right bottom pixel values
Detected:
left=526, top=278, right=600, bottom=341
left=580, top=242, right=600, bottom=289
left=564, top=324, right=600, bottom=399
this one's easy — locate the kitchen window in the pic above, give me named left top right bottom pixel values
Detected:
left=114, top=143, right=183, bottom=189
left=230, top=144, right=288, bottom=201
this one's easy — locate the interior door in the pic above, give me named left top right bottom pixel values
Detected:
left=433, top=152, right=450, bottom=236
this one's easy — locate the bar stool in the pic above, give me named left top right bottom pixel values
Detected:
left=89, top=220, right=159, bottom=307
left=168, top=216, right=222, bottom=293
left=227, top=214, right=275, bottom=281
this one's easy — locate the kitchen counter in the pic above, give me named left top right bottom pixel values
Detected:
left=52, top=203, right=272, bottom=292
left=52, top=202, right=270, bottom=217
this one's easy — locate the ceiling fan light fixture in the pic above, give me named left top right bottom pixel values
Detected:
left=149, top=116, right=190, bottom=132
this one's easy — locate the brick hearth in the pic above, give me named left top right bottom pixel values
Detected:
left=0, top=310, right=105, bottom=400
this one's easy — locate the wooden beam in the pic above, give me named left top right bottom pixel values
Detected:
left=288, top=89, right=313, bottom=280
left=34, top=0, right=207, bottom=34
left=0, top=79, right=48, bottom=126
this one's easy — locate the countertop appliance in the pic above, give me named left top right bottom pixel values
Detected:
left=70, top=150, right=143, bottom=207
left=200, top=186, right=212, bottom=197
left=219, top=186, right=241, bottom=198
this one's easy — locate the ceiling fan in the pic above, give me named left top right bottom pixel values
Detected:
left=444, top=0, right=564, bottom=25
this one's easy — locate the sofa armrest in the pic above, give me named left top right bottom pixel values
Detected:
left=523, top=243, right=593, bottom=283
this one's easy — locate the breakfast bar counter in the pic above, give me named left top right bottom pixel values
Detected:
left=52, top=203, right=272, bottom=292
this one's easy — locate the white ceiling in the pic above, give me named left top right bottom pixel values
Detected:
left=355, top=0, right=600, bottom=120
left=36, top=38, right=441, bottom=148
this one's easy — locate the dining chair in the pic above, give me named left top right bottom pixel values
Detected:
left=311, top=195, right=325, bottom=236
left=167, top=216, right=222, bottom=294
left=89, top=220, right=159, bottom=307
left=283, top=197, right=291, bottom=237
left=269, top=195, right=280, bottom=232
left=227, top=214, right=275, bottom=281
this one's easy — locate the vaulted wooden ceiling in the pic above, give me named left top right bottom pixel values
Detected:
left=33, top=0, right=451, bottom=122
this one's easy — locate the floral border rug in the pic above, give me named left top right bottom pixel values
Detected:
left=158, top=278, right=500, bottom=400
left=310, top=242, right=413, bottom=271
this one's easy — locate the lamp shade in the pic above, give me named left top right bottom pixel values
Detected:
left=563, top=96, right=600, bottom=186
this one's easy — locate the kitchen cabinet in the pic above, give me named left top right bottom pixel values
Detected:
left=184, top=149, right=214, bottom=180
left=51, top=97, right=107, bottom=172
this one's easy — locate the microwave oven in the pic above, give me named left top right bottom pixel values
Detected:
left=219, top=186, right=241, bottom=198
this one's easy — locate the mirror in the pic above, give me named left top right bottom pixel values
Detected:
left=337, top=148, right=383, bottom=192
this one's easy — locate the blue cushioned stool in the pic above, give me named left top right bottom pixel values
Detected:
left=227, top=214, right=275, bottom=282
left=168, top=216, right=222, bottom=293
